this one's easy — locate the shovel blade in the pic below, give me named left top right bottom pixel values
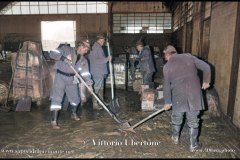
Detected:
left=109, top=98, right=120, bottom=114
left=119, top=122, right=136, bottom=133
left=16, top=96, right=32, bottom=111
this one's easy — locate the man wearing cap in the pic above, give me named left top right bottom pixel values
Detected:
left=135, top=41, right=156, bottom=87
left=162, top=45, right=211, bottom=152
left=49, top=39, right=93, bottom=129
left=89, top=35, right=112, bottom=110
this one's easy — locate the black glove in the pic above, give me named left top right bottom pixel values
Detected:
left=60, top=56, right=72, bottom=64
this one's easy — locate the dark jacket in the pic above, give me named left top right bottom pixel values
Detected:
left=49, top=45, right=92, bottom=86
left=89, top=42, right=109, bottom=77
left=50, top=45, right=77, bottom=74
left=139, top=45, right=156, bottom=74
left=163, top=53, right=211, bottom=112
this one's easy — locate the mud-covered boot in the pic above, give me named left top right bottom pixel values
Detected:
left=51, top=110, right=60, bottom=129
left=171, top=125, right=181, bottom=144
left=189, top=127, right=202, bottom=152
left=70, top=105, right=80, bottom=121
left=92, top=98, right=103, bottom=110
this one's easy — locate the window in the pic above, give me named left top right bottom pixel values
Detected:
left=113, top=13, right=172, bottom=34
left=0, top=1, right=108, bottom=15
left=173, top=2, right=193, bottom=31
left=41, top=21, right=76, bottom=51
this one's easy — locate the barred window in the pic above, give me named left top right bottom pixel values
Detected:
left=173, top=2, right=193, bottom=31
left=113, top=13, right=172, bottom=34
left=0, top=1, right=108, bottom=15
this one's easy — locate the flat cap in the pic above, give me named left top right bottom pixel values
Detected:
left=163, top=45, right=177, bottom=54
left=78, top=39, right=90, bottom=49
left=96, top=34, right=105, bottom=40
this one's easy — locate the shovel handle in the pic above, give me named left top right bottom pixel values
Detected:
left=68, top=64, right=122, bottom=124
left=130, top=107, right=165, bottom=130
left=25, top=42, right=29, bottom=97
left=106, top=38, right=114, bottom=100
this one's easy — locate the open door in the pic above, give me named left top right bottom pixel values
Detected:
left=41, top=21, right=76, bottom=51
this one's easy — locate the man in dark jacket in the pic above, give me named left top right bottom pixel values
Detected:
left=49, top=39, right=93, bottom=129
left=135, top=41, right=156, bottom=87
left=89, top=35, right=112, bottom=110
left=162, top=45, right=211, bottom=152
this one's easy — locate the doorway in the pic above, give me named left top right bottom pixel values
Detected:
left=41, top=21, right=76, bottom=51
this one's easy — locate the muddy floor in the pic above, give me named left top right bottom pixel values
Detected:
left=0, top=86, right=239, bottom=158
left=0, top=60, right=239, bottom=158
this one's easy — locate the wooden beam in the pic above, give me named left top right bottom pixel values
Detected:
left=227, top=2, right=240, bottom=120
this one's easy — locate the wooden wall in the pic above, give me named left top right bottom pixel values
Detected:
left=0, top=14, right=108, bottom=50
left=173, top=2, right=240, bottom=128
left=208, top=2, right=238, bottom=123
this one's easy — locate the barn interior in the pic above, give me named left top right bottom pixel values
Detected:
left=0, top=1, right=239, bottom=158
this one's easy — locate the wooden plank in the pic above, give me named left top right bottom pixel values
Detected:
left=227, top=3, right=240, bottom=120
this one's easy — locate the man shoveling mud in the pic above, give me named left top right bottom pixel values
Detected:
left=162, top=45, right=211, bottom=152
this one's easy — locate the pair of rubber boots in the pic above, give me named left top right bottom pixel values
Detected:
left=51, top=105, right=80, bottom=129
left=171, top=125, right=202, bottom=152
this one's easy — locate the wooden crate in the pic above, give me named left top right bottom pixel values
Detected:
left=141, top=88, right=155, bottom=111
left=12, top=82, right=33, bottom=99
left=11, top=41, right=52, bottom=102
left=13, top=67, right=32, bottom=80
left=142, top=88, right=155, bottom=101
left=141, top=84, right=149, bottom=94
left=12, top=77, right=51, bottom=101
left=132, top=78, right=142, bottom=92
left=141, top=100, right=154, bottom=111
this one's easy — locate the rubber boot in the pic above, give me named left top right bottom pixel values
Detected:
left=189, top=127, right=202, bottom=152
left=70, top=105, right=80, bottom=121
left=51, top=110, right=60, bottom=129
left=92, top=97, right=103, bottom=110
left=171, top=125, right=181, bottom=144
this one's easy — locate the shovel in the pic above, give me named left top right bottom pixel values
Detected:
left=106, top=35, right=121, bottom=114
left=66, top=61, right=130, bottom=129
left=16, top=42, right=32, bottom=111
left=122, top=107, right=165, bottom=133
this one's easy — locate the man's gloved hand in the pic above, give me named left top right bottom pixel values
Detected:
left=108, top=56, right=112, bottom=62
left=60, top=56, right=72, bottom=65
left=163, top=104, right=172, bottom=111
left=202, top=82, right=210, bottom=90
left=73, top=75, right=80, bottom=84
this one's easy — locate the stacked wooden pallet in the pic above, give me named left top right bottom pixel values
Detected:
left=11, top=41, right=52, bottom=105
